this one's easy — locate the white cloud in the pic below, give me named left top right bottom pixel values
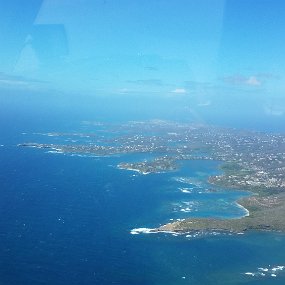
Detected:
left=222, top=75, right=262, bottom=87
left=171, top=88, right=187, bottom=94
left=198, top=100, right=211, bottom=107
left=0, top=72, right=46, bottom=90
left=264, top=105, right=284, bottom=116
left=0, top=79, right=29, bottom=86
left=117, top=88, right=131, bottom=94
left=246, top=76, right=261, bottom=86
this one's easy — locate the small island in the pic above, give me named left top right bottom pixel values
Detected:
left=118, top=156, right=178, bottom=174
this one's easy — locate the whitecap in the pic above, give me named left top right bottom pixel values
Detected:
left=244, top=272, right=255, bottom=276
left=180, top=188, right=192, bottom=194
left=180, top=208, right=192, bottom=212
left=130, top=228, right=156, bottom=234
left=272, top=265, right=285, bottom=272
left=47, top=150, right=64, bottom=154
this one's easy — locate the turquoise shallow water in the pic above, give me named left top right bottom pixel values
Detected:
left=1, top=96, right=285, bottom=284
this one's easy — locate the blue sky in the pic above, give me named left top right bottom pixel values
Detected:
left=1, top=0, right=285, bottom=119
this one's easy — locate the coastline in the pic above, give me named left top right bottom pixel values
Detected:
left=235, top=200, right=250, bottom=217
left=156, top=188, right=285, bottom=234
left=18, top=122, right=285, bottom=236
left=154, top=160, right=285, bottom=235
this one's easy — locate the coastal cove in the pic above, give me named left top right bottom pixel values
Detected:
left=127, top=156, right=285, bottom=235
left=157, top=159, right=285, bottom=235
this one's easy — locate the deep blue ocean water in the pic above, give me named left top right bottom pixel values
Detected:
left=1, top=93, right=285, bottom=284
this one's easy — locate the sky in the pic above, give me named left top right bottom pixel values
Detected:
left=1, top=0, right=285, bottom=121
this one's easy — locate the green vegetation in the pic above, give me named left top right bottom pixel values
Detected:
left=159, top=193, right=285, bottom=233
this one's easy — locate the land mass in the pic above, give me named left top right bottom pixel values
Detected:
left=18, top=120, right=285, bottom=234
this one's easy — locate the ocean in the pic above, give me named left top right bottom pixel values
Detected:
left=1, top=93, right=285, bottom=284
